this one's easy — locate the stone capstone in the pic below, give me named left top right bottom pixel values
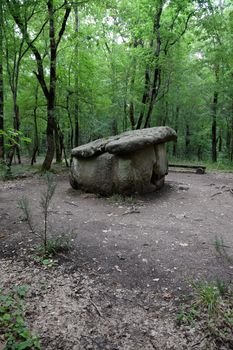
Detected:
left=70, top=127, right=177, bottom=195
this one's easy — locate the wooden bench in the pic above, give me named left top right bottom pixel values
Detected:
left=169, top=164, right=206, bottom=174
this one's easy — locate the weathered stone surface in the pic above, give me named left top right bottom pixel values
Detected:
left=71, top=126, right=176, bottom=158
left=106, top=126, right=176, bottom=154
left=70, top=127, right=177, bottom=195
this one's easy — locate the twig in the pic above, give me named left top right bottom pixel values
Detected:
left=89, top=299, right=102, bottom=317
left=210, top=191, right=222, bottom=198
left=150, top=339, right=158, bottom=349
left=191, top=335, right=208, bottom=348
left=64, top=200, right=79, bottom=207
left=122, top=208, right=140, bottom=215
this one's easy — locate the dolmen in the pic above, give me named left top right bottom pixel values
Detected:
left=70, top=126, right=177, bottom=195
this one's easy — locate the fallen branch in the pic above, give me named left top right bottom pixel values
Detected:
left=210, top=191, right=223, bottom=198
left=122, top=208, right=140, bottom=215
left=89, top=298, right=102, bottom=317
left=64, top=200, right=79, bottom=207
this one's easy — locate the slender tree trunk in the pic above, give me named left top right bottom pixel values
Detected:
left=73, top=3, right=79, bottom=147
left=54, top=122, right=62, bottom=163
left=128, top=40, right=138, bottom=130
left=211, top=93, right=218, bottom=162
left=137, top=1, right=164, bottom=129
left=0, top=0, right=4, bottom=160
left=66, top=93, right=74, bottom=149
left=218, top=129, right=222, bottom=153
left=136, top=65, right=150, bottom=129
left=172, top=106, right=179, bottom=157
left=42, top=0, right=57, bottom=170
left=185, top=124, right=191, bottom=157
left=211, top=66, right=219, bottom=162
left=31, top=85, right=39, bottom=165
left=13, top=93, right=21, bottom=163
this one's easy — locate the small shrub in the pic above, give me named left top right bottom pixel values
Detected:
left=0, top=286, right=40, bottom=349
left=37, top=235, right=71, bottom=257
left=214, top=237, right=232, bottom=263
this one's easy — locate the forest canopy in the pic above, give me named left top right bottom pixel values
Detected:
left=0, top=0, right=232, bottom=169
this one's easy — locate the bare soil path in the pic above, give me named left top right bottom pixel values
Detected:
left=0, top=170, right=233, bottom=349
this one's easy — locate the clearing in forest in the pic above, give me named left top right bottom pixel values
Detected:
left=0, top=170, right=233, bottom=350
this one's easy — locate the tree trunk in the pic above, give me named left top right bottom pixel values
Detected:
left=73, top=3, right=79, bottom=147
left=128, top=41, right=138, bottom=130
left=0, top=0, right=4, bottom=160
left=31, top=85, right=39, bottom=165
left=13, top=95, right=21, bottom=163
left=137, top=2, right=163, bottom=129
left=218, top=129, right=222, bottom=153
left=54, top=122, right=63, bottom=163
left=211, top=90, right=218, bottom=162
left=211, top=66, right=219, bottom=163
left=185, top=124, right=191, bottom=157
left=42, top=0, right=57, bottom=171
left=66, top=93, right=74, bottom=150
left=172, top=106, right=179, bottom=157
left=43, top=105, right=55, bottom=170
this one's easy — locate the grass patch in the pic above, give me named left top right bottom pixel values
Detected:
left=36, top=235, right=71, bottom=258
left=0, top=163, right=40, bottom=181
left=177, top=281, right=233, bottom=347
left=0, top=285, right=40, bottom=349
left=109, top=193, right=137, bottom=205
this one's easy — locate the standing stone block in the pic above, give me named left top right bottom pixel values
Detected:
left=70, top=127, right=177, bottom=195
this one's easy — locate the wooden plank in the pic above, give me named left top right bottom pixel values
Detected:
left=168, top=164, right=206, bottom=174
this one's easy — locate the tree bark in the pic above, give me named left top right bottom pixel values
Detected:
left=137, top=1, right=164, bottom=129
left=211, top=90, right=218, bottom=162
left=185, top=124, right=191, bottom=157
left=31, top=85, right=39, bottom=165
left=73, top=2, right=79, bottom=147
left=211, top=66, right=219, bottom=162
left=172, top=106, right=179, bottom=157
left=0, top=0, right=4, bottom=160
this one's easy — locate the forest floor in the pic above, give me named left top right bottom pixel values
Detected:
left=0, top=167, right=233, bottom=350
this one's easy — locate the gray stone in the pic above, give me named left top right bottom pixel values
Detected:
left=70, top=127, right=177, bottom=195
left=71, top=126, right=176, bottom=158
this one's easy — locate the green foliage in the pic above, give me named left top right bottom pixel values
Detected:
left=1, top=0, right=233, bottom=164
left=37, top=235, right=71, bottom=258
left=0, top=286, right=40, bottom=350
left=177, top=281, right=233, bottom=345
left=0, top=129, right=31, bottom=149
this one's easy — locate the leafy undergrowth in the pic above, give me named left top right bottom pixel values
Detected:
left=177, top=281, right=233, bottom=348
left=0, top=285, right=40, bottom=350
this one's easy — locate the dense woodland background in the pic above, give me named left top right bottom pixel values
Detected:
left=0, top=0, right=233, bottom=170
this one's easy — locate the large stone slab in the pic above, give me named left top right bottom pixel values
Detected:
left=71, top=126, right=176, bottom=158
left=70, top=127, right=177, bottom=195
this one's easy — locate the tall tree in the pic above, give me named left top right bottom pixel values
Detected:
left=0, top=0, right=4, bottom=160
left=8, top=0, right=71, bottom=170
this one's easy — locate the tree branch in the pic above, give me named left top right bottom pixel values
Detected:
left=56, top=1, right=71, bottom=49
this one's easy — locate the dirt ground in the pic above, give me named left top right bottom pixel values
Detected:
left=0, top=169, right=233, bottom=349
